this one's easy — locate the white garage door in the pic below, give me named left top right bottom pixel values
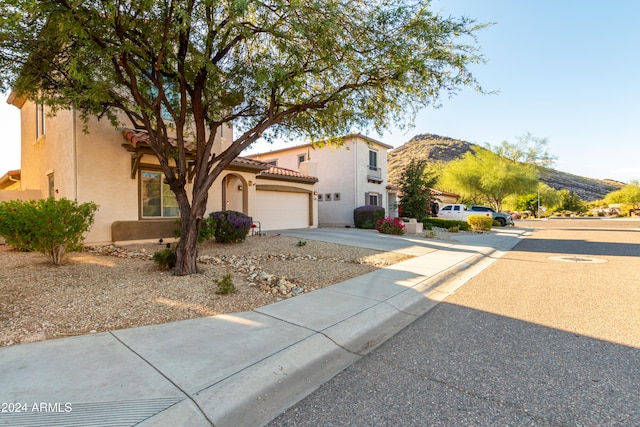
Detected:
left=255, top=191, right=309, bottom=230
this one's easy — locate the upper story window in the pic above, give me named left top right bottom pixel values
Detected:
left=140, top=170, right=179, bottom=218
left=368, top=150, right=378, bottom=171
left=266, top=160, right=277, bottom=166
left=298, top=154, right=306, bottom=165
left=36, top=103, right=45, bottom=139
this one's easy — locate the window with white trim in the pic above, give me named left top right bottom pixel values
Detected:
left=141, top=170, right=179, bottom=218
left=366, top=192, right=380, bottom=206
left=36, top=103, right=45, bottom=139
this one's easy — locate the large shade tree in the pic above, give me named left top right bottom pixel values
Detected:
left=0, top=0, right=487, bottom=275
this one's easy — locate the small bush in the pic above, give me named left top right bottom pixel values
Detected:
left=173, top=216, right=216, bottom=243
left=0, top=197, right=98, bottom=265
left=354, top=205, right=385, bottom=229
left=152, top=247, right=177, bottom=270
left=296, top=240, right=307, bottom=247
left=209, top=210, right=252, bottom=243
left=448, top=226, right=459, bottom=233
left=422, top=217, right=471, bottom=231
left=375, top=216, right=406, bottom=235
left=214, top=271, right=236, bottom=295
left=468, top=215, right=493, bottom=231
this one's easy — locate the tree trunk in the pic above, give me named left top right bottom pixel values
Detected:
left=174, top=220, right=200, bottom=275
left=173, top=191, right=208, bottom=276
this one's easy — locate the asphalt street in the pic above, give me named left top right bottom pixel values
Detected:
left=268, top=218, right=640, bottom=426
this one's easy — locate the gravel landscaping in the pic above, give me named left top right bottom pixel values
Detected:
left=1, top=233, right=421, bottom=347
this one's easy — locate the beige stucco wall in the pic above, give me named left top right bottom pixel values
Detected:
left=11, top=98, right=245, bottom=244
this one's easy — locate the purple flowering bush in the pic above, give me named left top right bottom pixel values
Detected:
left=209, top=210, right=252, bottom=243
left=375, top=216, right=406, bottom=235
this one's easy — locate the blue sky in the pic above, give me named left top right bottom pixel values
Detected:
left=2, top=1, right=639, bottom=183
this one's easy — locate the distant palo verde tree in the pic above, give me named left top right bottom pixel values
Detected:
left=442, top=146, right=538, bottom=211
left=0, top=0, right=488, bottom=275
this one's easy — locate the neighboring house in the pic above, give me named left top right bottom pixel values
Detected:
left=248, top=135, right=398, bottom=227
left=4, top=94, right=318, bottom=244
left=430, top=188, right=459, bottom=206
left=0, top=170, right=21, bottom=191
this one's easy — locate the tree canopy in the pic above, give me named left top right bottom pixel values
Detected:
left=440, top=146, right=538, bottom=211
left=398, top=159, right=437, bottom=219
left=0, top=0, right=488, bottom=274
left=603, top=180, right=640, bottom=207
left=491, top=133, right=557, bottom=167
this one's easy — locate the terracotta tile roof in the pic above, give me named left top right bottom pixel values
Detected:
left=259, top=166, right=318, bottom=183
left=232, top=157, right=270, bottom=168
left=121, top=127, right=195, bottom=151
left=121, top=127, right=316, bottom=181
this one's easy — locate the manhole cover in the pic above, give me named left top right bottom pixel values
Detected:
left=548, top=256, right=607, bottom=263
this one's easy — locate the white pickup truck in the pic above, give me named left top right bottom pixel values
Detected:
left=437, top=204, right=513, bottom=227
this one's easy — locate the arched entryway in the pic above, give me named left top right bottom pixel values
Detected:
left=221, top=173, right=248, bottom=214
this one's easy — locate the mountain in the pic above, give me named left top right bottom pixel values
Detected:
left=387, top=134, right=624, bottom=201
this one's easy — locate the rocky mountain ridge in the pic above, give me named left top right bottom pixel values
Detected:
left=387, top=134, right=624, bottom=202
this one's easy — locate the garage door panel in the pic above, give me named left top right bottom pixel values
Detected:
left=255, top=191, right=309, bottom=230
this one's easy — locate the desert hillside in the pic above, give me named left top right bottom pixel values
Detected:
left=387, top=134, right=624, bottom=201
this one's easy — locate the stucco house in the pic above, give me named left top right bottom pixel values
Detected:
left=247, top=135, right=398, bottom=227
left=3, top=94, right=319, bottom=244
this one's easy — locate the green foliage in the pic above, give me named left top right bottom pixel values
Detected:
left=467, top=215, right=493, bottom=231
left=174, top=217, right=216, bottom=243
left=152, top=247, right=177, bottom=270
left=0, top=197, right=97, bottom=265
left=375, top=217, right=406, bottom=235
left=448, top=226, right=460, bottom=233
left=422, top=217, right=471, bottom=231
left=0, top=0, right=487, bottom=274
left=296, top=240, right=307, bottom=247
left=209, top=211, right=252, bottom=243
left=398, top=159, right=438, bottom=219
left=559, top=190, right=587, bottom=213
left=440, top=146, right=539, bottom=211
left=491, top=133, right=557, bottom=167
left=603, top=180, right=640, bottom=206
left=354, top=205, right=385, bottom=229
left=213, top=271, right=236, bottom=295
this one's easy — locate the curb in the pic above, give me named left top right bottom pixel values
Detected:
left=182, top=242, right=514, bottom=427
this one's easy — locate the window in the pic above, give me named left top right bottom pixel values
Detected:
left=141, top=171, right=179, bottom=218
left=366, top=192, right=380, bottom=206
left=368, top=150, right=378, bottom=170
left=441, top=205, right=452, bottom=211
left=298, top=154, right=306, bottom=165
left=36, top=103, right=45, bottom=139
left=325, top=193, right=332, bottom=201
left=318, top=194, right=323, bottom=201
left=47, top=173, right=54, bottom=198
left=453, top=205, right=460, bottom=211
left=266, top=160, right=277, bottom=166
left=333, top=193, right=341, bottom=201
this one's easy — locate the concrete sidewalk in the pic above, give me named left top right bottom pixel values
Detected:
left=0, top=228, right=529, bottom=427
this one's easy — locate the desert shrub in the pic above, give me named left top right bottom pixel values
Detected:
left=214, top=271, right=236, bottom=295
left=422, top=217, right=471, bottom=231
left=209, top=210, right=251, bottom=243
left=173, top=216, right=216, bottom=243
left=375, top=216, right=406, bottom=235
left=152, top=247, right=177, bottom=270
left=354, top=205, right=385, bottom=229
left=0, top=197, right=97, bottom=265
left=468, top=215, right=493, bottom=231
